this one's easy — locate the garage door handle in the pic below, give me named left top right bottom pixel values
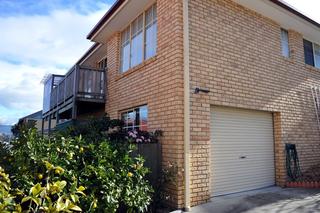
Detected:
left=239, top=156, right=247, bottom=159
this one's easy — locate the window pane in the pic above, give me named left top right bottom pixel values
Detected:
left=281, top=29, right=289, bottom=58
left=145, top=23, right=157, bottom=59
left=121, top=27, right=130, bottom=45
left=314, top=43, right=320, bottom=68
left=145, top=6, right=153, bottom=26
left=139, top=106, right=148, bottom=131
left=121, top=26, right=130, bottom=72
left=121, top=106, right=148, bottom=131
left=121, top=43, right=130, bottom=72
left=153, top=4, right=157, bottom=20
left=131, top=32, right=143, bottom=67
left=127, top=111, right=136, bottom=130
left=121, top=112, right=128, bottom=128
left=303, top=39, right=315, bottom=66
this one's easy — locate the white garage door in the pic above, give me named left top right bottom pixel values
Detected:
left=211, top=107, right=275, bottom=197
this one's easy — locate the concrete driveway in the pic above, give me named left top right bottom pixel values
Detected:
left=189, top=187, right=320, bottom=213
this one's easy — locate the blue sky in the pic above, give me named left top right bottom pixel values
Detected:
left=0, top=0, right=115, bottom=125
left=0, top=0, right=319, bottom=125
left=0, top=0, right=114, bottom=16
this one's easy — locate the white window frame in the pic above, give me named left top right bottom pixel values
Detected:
left=121, top=105, right=148, bottom=130
left=97, top=56, right=108, bottom=70
left=312, top=42, right=320, bottom=69
left=280, top=28, right=290, bottom=58
left=120, top=3, right=157, bottom=73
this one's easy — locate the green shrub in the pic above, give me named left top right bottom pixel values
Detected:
left=1, top=117, right=154, bottom=212
left=0, top=166, right=20, bottom=212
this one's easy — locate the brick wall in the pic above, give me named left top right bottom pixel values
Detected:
left=103, top=0, right=185, bottom=208
left=189, top=0, right=320, bottom=206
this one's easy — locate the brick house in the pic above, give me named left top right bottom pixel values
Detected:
left=42, top=0, right=320, bottom=210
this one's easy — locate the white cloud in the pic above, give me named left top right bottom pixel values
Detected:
left=0, top=3, right=111, bottom=125
left=0, top=8, right=107, bottom=66
left=284, top=0, right=320, bottom=23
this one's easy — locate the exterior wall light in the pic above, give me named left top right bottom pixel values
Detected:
left=194, top=87, right=210, bottom=94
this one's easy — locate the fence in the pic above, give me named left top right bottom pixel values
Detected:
left=132, top=143, right=162, bottom=187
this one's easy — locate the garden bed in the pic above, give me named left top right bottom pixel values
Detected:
left=286, top=181, right=320, bottom=188
left=286, top=164, right=320, bottom=188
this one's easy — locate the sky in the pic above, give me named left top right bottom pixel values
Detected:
left=0, top=0, right=319, bottom=125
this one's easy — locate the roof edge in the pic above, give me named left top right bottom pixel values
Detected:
left=87, top=0, right=320, bottom=41
left=76, top=42, right=100, bottom=64
left=269, top=0, right=320, bottom=28
left=87, top=0, right=125, bottom=40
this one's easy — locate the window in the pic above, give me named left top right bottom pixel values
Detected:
left=98, top=57, right=107, bottom=70
left=131, top=15, right=144, bottom=67
left=145, top=4, right=157, bottom=60
left=280, top=29, right=289, bottom=57
left=304, top=39, right=314, bottom=66
left=303, top=39, right=320, bottom=68
left=120, top=4, right=157, bottom=72
left=121, top=105, right=148, bottom=131
left=121, top=27, right=130, bottom=72
left=314, top=43, right=320, bottom=68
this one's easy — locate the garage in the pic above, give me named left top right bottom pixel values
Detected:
left=210, top=106, right=275, bottom=197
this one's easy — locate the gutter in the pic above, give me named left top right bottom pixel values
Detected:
left=86, top=0, right=126, bottom=40
left=183, top=0, right=191, bottom=211
left=269, top=0, right=320, bottom=28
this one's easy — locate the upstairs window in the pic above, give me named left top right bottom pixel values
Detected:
left=98, top=57, right=107, bottom=69
left=120, top=4, right=157, bottom=72
left=121, top=105, right=148, bottom=131
left=303, top=39, right=320, bottom=68
left=280, top=29, right=290, bottom=58
left=145, top=4, right=157, bottom=60
left=131, top=15, right=144, bottom=67
left=121, top=27, right=130, bottom=72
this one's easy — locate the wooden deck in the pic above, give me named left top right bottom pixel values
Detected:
left=42, top=65, right=106, bottom=121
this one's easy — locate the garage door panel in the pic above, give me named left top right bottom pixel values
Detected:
left=213, top=179, right=275, bottom=196
left=210, top=107, right=275, bottom=197
left=213, top=167, right=275, bottom=177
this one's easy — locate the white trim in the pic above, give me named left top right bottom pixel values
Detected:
left=91, top=0, right=130, bottom=41
left=79, top=43, right=103, bottom=66
left=120, top=3, right=157, bottom=73
left=313, top=43, right=320, bottom=68
left=183, top=0, right=191, bottom=211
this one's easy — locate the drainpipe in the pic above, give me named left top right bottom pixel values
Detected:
left=183, top=0, right=191, bottom=211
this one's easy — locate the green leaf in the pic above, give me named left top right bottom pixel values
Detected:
left=70, top=194, right=78, bottom=203
left=21, top=197, right=31, bottom=203
left=77, top=186, right=85, bottom=192
left=69, top=204, right=82, bottom=212
left=31, top=183, right=42, bottom=196
left=44, top=161, right=53, bottom=170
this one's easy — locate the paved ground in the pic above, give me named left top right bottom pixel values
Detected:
left=175, top=187, right=320, bottom=213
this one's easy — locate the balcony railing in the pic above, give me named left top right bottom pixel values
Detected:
left=49, top=66, right=105, bottom=110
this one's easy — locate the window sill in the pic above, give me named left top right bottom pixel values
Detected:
left=115, top=56, right=157, bottom=81
left=281, top=55, right=294, bottom=63
left=305, top=64, right=320, bottom=73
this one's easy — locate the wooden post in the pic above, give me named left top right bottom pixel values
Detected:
left=56, top=110, right=60, bottom=125
left=48, top=115, right=52, bottom=135
left=72, top=65, right=79, bottom=120
left=41, top=117, right=45, bottom=135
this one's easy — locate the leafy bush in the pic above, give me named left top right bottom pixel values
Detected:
left=0, top=163, right=84, bottom=213
left=21, top=161, right=85, bottom=212
left=1, top=116, right=155, bottom=212
left=0, top=166, right=19, bottom=212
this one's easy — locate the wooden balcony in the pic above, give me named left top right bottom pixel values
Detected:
left=43, top=65, right=105, bottom=117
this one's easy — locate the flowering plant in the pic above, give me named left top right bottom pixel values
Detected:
left=126, top=130, right=162, bottom=144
